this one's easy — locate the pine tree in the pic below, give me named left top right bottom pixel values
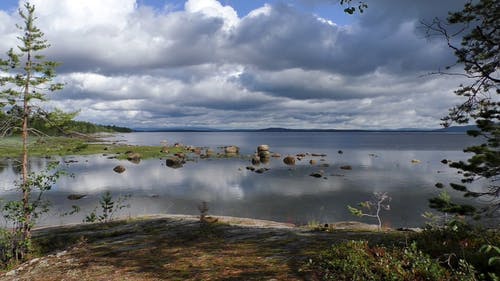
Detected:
left=0, top=2, right=63, bottom=260
left=423, top=0, right=499, bottom=217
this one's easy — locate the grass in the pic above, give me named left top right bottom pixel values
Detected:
left=0, top=136, right=188, bottom=159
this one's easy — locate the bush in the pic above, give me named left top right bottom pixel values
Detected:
left=304, top=240, right=478, bottom=281
left=413, top=222, right=500, bottom=280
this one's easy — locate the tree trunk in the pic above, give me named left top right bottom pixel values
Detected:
left=21, top=50, right=32, bottom=258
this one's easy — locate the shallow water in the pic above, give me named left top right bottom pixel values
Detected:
left=0, top=131, right=488, bottom=227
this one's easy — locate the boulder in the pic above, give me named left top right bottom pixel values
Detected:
left=251, top=156, right=261, bottom=165
left=296, top=153, right=306, bottom=158
left=309, top=159, right=317, bottom=165
left=224, top=146, right=239, bottom=154
left=161, top=146, right=169, bottom=153
left=338, top=150, right=343, bottom=154
left=258, top=150, right=271, bottom=159
left=127, top=153, right=141, bottom=164
left=411, top=159, right=421, bottom=164
left=113, top=165, right=126, bottom=173
left=246, top=166, right=256, bottom=171
left=340, top=165, right=352, bottom=170
left=166, top=157, right=184, bottom=168
left=257, top=144, right=270, bottom=152
left=271, top=153, right=281, bottom=158
left=205, top=148, right=214, bottom=156
left=440, top=159, right=449, bottom=164
left=283, top=156, right=296, bottom=165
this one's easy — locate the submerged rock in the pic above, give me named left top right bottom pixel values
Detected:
left=67, top=194, right=86, bottom=200
left=283, top=156, right=296, bottom=165
left=309, top=172, right=323, bottom=178
left=113, top=165, right=126, bottom=173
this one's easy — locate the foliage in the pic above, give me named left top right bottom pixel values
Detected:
left=198, top=201, right=209, bottom=222
left=414, top=221, right=500, bottom=280
left=348, top=191, right=391, bottom=230
left=84, top=191, right=131, bottom=223
left=303, top=240, right=478, bottom=281
left=0, top=105, right=132, bottom=136
left=423, top=0, right=499, bottom=216
left=1, top=164, right=64, bottom=265
left=340, top=0, right=368, bottom=14
left=0, top=2, right=63, bottom=263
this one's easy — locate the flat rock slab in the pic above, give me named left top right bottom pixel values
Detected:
left=1, top=215, right=404, bottom=281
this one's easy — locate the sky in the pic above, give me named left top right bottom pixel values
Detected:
left=0, top=0, right=473, bottom=129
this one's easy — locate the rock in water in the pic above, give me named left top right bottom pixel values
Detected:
left=67, top=194, right=86, bottom=200
left=166, top=157, right=184, bottom=168
left=257, top=144, right=270, bottom=152
left=251, top=156, right=261, bottom=165
left=225, top=146, right=239, bottom=154
left=113, top=165, right=126, bottom=173
left=340, top=165, right=352, bottom=170
left=283, top=156, right=296, bottom=165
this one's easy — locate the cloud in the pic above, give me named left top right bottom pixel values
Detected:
left=0, top=0, right=471, bottom=129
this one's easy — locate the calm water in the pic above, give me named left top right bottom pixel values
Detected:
left=0, top=131, right=488, bottom=227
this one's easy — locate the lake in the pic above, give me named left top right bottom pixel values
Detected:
left=0, top=131, right=487, bottom=227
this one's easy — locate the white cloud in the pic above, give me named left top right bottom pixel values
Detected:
left=0, top=0, right=472, bottom=129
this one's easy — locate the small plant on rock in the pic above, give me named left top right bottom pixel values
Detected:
left=84, top=191, right=130, bottom=223
left=348, top=191, right=391, bottom=230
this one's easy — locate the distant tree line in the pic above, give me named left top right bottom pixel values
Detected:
left=0, top=105, right=132, bottom=136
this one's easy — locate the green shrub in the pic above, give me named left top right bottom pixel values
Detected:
left=413, top=222, right=500, bottom=280
left=304, top=240, right=478, bottom=281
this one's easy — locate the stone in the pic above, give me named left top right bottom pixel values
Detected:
left=67, top=194, right=86, bottom=200
left=206, top=148, right=214, bottom=156
left=225, top=146, right=239, bottom=154
left=255, top=168, right=267, bottom=174
left=311, top=153, right=326, bottom=157
left=338, top=150, right=343, bottom=154
left=271, top=153, right=281, bottom=158
left=309, top=159, right=317, bottom=165
left=283, top=156, right=296, bottom=165
left=251, top=156, right=261, bottom=165
left=296, top=153, right=306, bottom=158
left=258, top=151, right=271, bottom=159
left=166, top=157, right=184, bottom=168
left=127, top=153, right=142, bottom=164
left=441, top=159, right=449, bottom=164
left=246, top=166, right=256, bottom=171
left=257, top=144, right=270, bottom=152
left=411, top=159, right=421, bottom=164
left=309, top=172, right=323, bottom=178
left=113, top=165, right=126, bottom=173
left=340, top=165, right=352, bottom=170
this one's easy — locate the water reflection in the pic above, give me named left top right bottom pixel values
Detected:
left=0, top=132, right=489, bottom=227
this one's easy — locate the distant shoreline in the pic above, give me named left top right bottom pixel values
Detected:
left=132, top=125, right=476, bottom=133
